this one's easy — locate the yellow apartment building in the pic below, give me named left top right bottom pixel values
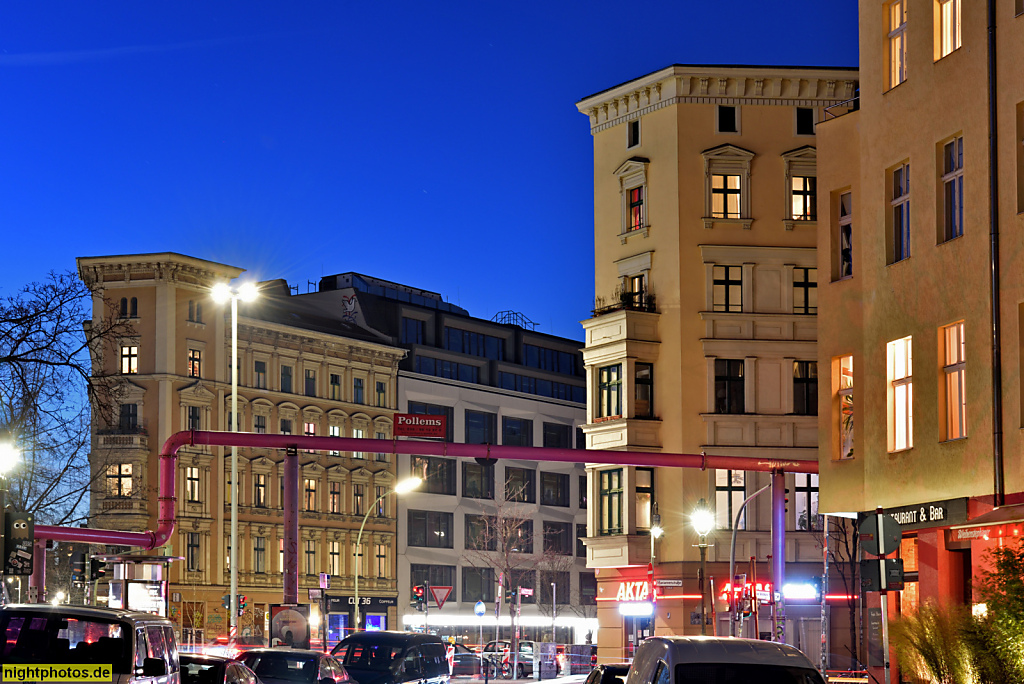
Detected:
left=77, top=253, right=406, bottom=643
left=577, top=64, right=858, bottom=662
left=817, top=1, right=1024, bottom=678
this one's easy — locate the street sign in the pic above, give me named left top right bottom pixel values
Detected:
left=861, top=558, right=905, bottom=592
left=308, top=589, right=322, bottom=601
left=859, top=514, right=902, bottom=556
left=430, top=585, right=453, bottom=610
left=519, top=587, right=534, bottom=597
left=474, top=601, right=486, bottom=616
left=319, top=573, right=331, bottom=589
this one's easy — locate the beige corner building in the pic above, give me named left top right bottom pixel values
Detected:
left=77, top=253, right=406, bottom=643
left=816, top=1, right=1024, bottom=677
left=576, top=65, right=858, bottom=661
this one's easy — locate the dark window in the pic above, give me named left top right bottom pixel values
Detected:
left=401, top=317, right=425, bottom=345
left=305, top=370, right=316, bottom=397
left=718, top=105, right=738, bottom=133
left=839, top=192, right=853, bottom=278
left=414, top=356, right=480, bottom=384
left=120, top=297, right=128, bottom=317
left=462, top=566, right=495, bottom=603
left=793, top=361, right=819, bottom=416
left=118, top=403, right=138, bottom=432
left=943, top=137, right=964, bottom=241
left=627, top=119, right=640, bottom=148
left=598, top=365, right=622, bottom=418
left=411, top=563, right=455, bottom=589
left=505, top=467, right=536, bottom=503
left=254, top=361, right=267, bottom=389
left=502, top=417, right=533, bottom=447
left=407, top=510, right=454, bottom=548
left=576, top=427, right=586, bottom=450
left=187, top=406, right=201, bottom=431
left=443, top=327, right=505, bottom=360
left=576, top=523, right=587, bottom=557
left=281, top=365, right=293, bottom=393
left=465, top=410, right=497, bottom=444
left=408, top=402, right=454, bottom=441
left=793, top=268, right=818, bottom=314
left=254, top=415, right=266, bottom=434
left=186, top=532, right=201, bottom=571
left=542, top=423, right=571, bottom=449
left=353, top=378, right=364, bottom=404
left=497, top=372, right=585, bottom=403
left=329, top=374, right=341, bottom=400
left=540, top=472, right=570, bottom=507
left=411, top=456, right=456, bottom=496
left=523, top=345, right=578, bottom=376
left=599, top=469, right=623, bottom=535
left=580, top=572, right=597, bottom=604
left=712, top=265, right=743, bottom=312
left=462, top=462, right=494, bottom=499
left=715, top=359, right=745, bottom=414
left=280, top=419, right=292, bottom=435
left=635, top=363, right=654, bottom=418
left=539, top=571, right=570, bottom=605
left=892, top=163, right=911, bottom=262
left=130, top=297, right=138, bottom=318
left=796, top=107, right=816, bottom=135
left=512, top=520, right=533, bottom=554
left=465, top=515, right=496, bottom=551
left=376, top=381, right=386, bottom=407
left=579, top=475, right=587, bottom=508
left=543, top=521, right=573, bottom=555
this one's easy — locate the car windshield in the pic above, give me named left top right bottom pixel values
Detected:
left=676, top=663, right=825, bottom=684
left=338, top=643, right=404, bottom=672
left=182, top=659, right=226, bottom=684
left=241, top=653, right=319, bottom=682
left=0, top=612, right=131, bottom=673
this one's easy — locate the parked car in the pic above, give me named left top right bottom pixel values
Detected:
left=331, top=631, right=449, bottom=684
left=584, top=663, right=630, bottom=684
left=481, top=640, right=534, bottom=679
left=181, top=653, right=262, bottom=684
left=237, top=648, right=351, bottom=684
left=626, top=636, right=826, bottom=684
left=0, top=603, right=180, bottom=684
left=449, top=644, right=482, bottom=676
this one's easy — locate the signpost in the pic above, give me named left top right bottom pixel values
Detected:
left=858, top=508, right=904, bottom=684
left=475, top=601, right=485, bottom=661
left=393, top=414, right=447, bottom=439
left=430, top=585, right=453, bottom=610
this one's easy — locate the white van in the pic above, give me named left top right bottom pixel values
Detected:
left=625, top=636, right=825, bottom=684
left=0, top=604, right=180, bottom=684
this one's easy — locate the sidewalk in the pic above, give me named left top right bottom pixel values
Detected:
left=454, top=675, right=589, bottom=684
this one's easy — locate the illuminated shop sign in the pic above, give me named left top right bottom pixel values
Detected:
left=615, top=580, right=651, bottom=602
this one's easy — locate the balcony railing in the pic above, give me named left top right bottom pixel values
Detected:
left=824, top=96, right=860, bottom=121
left=97, top=433, right=148, bottom=450
left=591, top=291, right=657, bottom=317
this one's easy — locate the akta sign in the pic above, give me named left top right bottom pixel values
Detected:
left=615, top=580, right=651, bottom=602
left=394, top=414, right=447, bottom=439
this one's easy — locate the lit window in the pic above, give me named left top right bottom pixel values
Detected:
left=350, top=540, right=363, bottom=577
left=615, top=158, right=649, bottom=237
left=376, top=544, right=388, bottom=578
left=329, top=541, right=341, bottom=576
left=634, top=363, right=654, bottom=418
left=711, top=175, right=741, bottom=218
left=329, top=373, right=341, bottom=400
left=106, top=463, right=133, bottom=498
left=352, top=427, right=364, bottom=459
left=253, top=473, right=267, bottom=508
left=712, top=265, right=743, bottom=312
left=943, top=322, right=966, bottom=440
left=305, top=540, right=317, bottom=576
left=891, top=163, right=911, bottom=263
left=353, top=483, right=365, bottom=515
left=304, top=421, right=316, bottom=453
left=795, top=474, right=820, bottom=531
left=838, top=356, right=854, bottom=460
left=939, top=0, right=961, bottom=58
left=598, top=364, right=622, bottom=418
left=839, top=192, right=853, bottom=278
left=628, top=187, right=644, bottom=232
left=187, top=349, right=201, bottom=378
left=715, top=470, right=745, bottom=529
left=304, top=478, right=317, bottom=511
left=635, top=468, right=653, bottom=531
left=121, top=345, right=138, bottom=374
left=889, top=0, right=908, bottom=88
left=791, top=177, right=817, bottom=221
left=942, top=137, right=964, bottom=241
left=329, top=481, right=342, bottom=514
left=186, top=467, right=201, bottom=503
left=328, top=424, right=341, bottom=456
left=888, top=336, right=913, bottom=451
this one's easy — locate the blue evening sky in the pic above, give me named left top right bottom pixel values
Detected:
left=0, top=2, right=858, bottom=341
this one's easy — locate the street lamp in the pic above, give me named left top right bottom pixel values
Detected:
left=650, top=503, right=663, bottom=560
left=691, top=499, right=715, bottom=636
left=0, top=441, right=20, bottom=591
left=212, top=281, right=259, bottom=640
left=353, top=477, right=421, bottom=633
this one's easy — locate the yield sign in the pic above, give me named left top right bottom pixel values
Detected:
left=430, top=585, right=453, bottom=610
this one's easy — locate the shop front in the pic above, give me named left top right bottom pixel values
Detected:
left=326, top=595, right=398, bottom=645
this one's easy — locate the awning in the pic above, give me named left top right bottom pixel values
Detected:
left=947, top=503, right=1024, bottom=546
left=949, top=503, right=1024, bottom=529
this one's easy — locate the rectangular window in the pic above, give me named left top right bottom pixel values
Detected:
left=542, top=423, right=571, bottom=449
left=329, top=541, right=341, bottom=576
left=598, top=364, right=622, bottom=418
left=280, top=418, right=292, bottom=435
left=942, top=137, right=964, bottom=241
left=636, top=468, right=653, bottom=531
left=715, top=359, right=745, bottom=414
left=375, top=381, right=386, bottom=407
left=465, top=410, right=497, bottom=444
left=328, top=424, right=341, bottom=456
left=353, top=483, right=365, bottom=516
left=717, top=105, right=738, bottom=133
left=635, top=362, right=654, bottom=418
left=791, top=177, right=817, bottom=220
left=253, top=473, right=267, bottom=508
left=888, top=336, right=914, bottom=451
left=305, top=540, right=317, bottom=576
left=352, top=427, right=364, bottom=459
left=304, top=478, right=317, bottom=511
left=401, top=317, right=425, bottom=345
left=304, top=422, right=316, bottom=452
left=579, top=474, right=587, bottom=508
left=443, top=327, right=505, bottom=360
left=889, top=0, right=908, bottom=88
left=580, top=572, right=597, bottom=605
left=711, top=175, right=742, bottom=218
left=254, top=537, right=266, bottom=574
left=511, top=521, right=533, bottom=554
left=462, top=567, right=495, bottom=603
left=186, top=533, right=201, bottom=572
left=462, top=461, right=494, bottom=499
left=407, top=510, right=454, bottom=548
left=712, top=265, right=743, bottom=312
left=254, top=415, right=266, bottom=434
left=838, top=355, right=855, bottom=460
left=375, top=432, right=388, bottom=462
left=502, top=417, right=533, bottom=446
left=793, top=268, right=817, bottom=314
left=254, top=360, right=267, bottom=389
left=891, top=163, right=911, bottom=262
left=375, top=486, right=387, bottom=516
left=576, top=523, right=587, bottom=557
left=186, top=466, right=201, bottom=503
left=839, top=192, right=853, bottom=278
left=121, top=345, right=138, bottom=374
left=106, top=463, right=133, bottom=498
left=118, top=403, right=138, bottom=433
left=796, top=107, right=816, bottom=135
left=329, top=374, right=341, bottom=400
left=281, top=365, right=293, bottom=393
left=627, top=119, right=640, bottom=148
left=329, top=481, right=342, bottom=514
left=795, top=473, right=821, bottom=531
left=411, top=455, right=456, bottom=495
left=505, top=467, right=536, bottom=503
left=187, top=349, right=202, bottom=378
left=187, top=406, right=201, bottom=431
left=944, top=322, right=966, bottom=440
left=939, top=0, right=961, bottom=58
left=793, top=361, right=819, bottom=416
left=523, top=345, right=578, bottom=375
left=353, top=378, right=364, bottom=404
left=628, top=187, right=644, bottom=231
left=465, top=514, right=497, bottom=551
left=543, top=521, right=573, bottom=555
left=305, top=369, right=316, bottom=397
left=599, top=469, right=623, bottom=535
left=375, top=543, right=388, bottom=577
left=715, top=470, right=745, bottom=530
left=410, top=564, right=456, bottom=591
left=540, top=472, right=570, bottom=507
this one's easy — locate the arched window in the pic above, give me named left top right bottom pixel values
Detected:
left=119, top=298, right=128, bottom=317
left=129, top=297, right=138, bottom=317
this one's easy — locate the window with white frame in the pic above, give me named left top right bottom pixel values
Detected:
left=795, top=473, right=820, bottom=531
left=943, top=321, right=966, bottom=440
left=329, top=424, right=341, bottom=456
left=942, top=136, right=964, bottom=241
left=839, top=192, right=853, bottom=278
left=254, top=473, right=267, bottom=508
left=939, top=0, right=961, bottom=58
left=329, top=481, right=342, bottom=514
left=304, top=478, right=317, bottom=511
left=838, top=355, right=854, bottom=460
left=352, top=427, right=365, bottom=459
left=254, top=360, right=267, bottom=389
left=254, top=414, right=266, bottom=434
left=107, top=463, right=133, bottom=498
left=702, top=145, right=754, bottom=229
left=186, top=467, right=201, bottom=503
left=712, top=265, right=743, bottom=312
left=782, top=146, right=817, bottom=229
left=715, top=470, right=745, bottom=530
left=890, top=163, right=911, bottom=263
left=187, top=349, right=202, bottom=378
left=597, top=364, right=622, bottom=418
left=614, top=158, right=649, bottom=239
left=888, top=336, right=913, bottom=451
left=328, top=541, right=341, bottom=576
left=121, top=345, right=138, bottom=374
left=889, top=0, right=908, bottom=88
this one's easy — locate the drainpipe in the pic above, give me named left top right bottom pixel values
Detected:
left=987, top=0, right=1004, bottom=507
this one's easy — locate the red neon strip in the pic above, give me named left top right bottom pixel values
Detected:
left=598, top=594, right=701, bottom=602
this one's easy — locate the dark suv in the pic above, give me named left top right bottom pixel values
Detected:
left=332, top=632, right=449, bottom=684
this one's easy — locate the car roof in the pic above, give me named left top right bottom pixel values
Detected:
left=600, top=664, right=631, bottom=672
left=635, top=637, right=817, bottom=667
left=1, top=603, right=170, bottom=624
left=341, top=631, right=442, bottom=646
left=242, top=648, right=328, bottom=658
left=181, top=654, right=238, bottom=664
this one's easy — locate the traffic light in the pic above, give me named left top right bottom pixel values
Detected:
left=70, top=552, right=87, bottom=583
left=89, top=559, right=107, bottom=582
left=412, top=585, right=425, bottom=612
left=238, top=594, right=247, bottom=610
left=222, top=594, right=231, bottom=609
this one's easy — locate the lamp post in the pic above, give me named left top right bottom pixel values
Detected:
left=353, top=477, right=421, bottom=633
left=691, top=499, right=715, bottom=636
left=0, top=441, right=21, bottom=588
left=212, top=282, right=259, bottom=641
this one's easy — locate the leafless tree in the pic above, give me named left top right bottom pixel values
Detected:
left=0, top=271, right=133, bottom=525
left=814, top=516, right=861, bottom=664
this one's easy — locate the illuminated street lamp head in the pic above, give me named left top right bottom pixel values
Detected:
left=0, top=442, right=20, bottom=475
left=691, top=502, right=716, bottom=538
left=651, top=524, right=664, bottom=539
left=211, top=282, right=232, bottom=303
left=237, top=282, right=259, bottom=303
left=394, top=477, right=423, bottom=495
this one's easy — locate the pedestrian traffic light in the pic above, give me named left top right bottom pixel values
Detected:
left=89, top=558, right=107, bottom=582
left=239, top=594, right=247, bottom=610
left=70, top=552, right=87, bottom=583
left=222, top=594, right=231, bottom=609
left=413, top=585, right=425, bottom=611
